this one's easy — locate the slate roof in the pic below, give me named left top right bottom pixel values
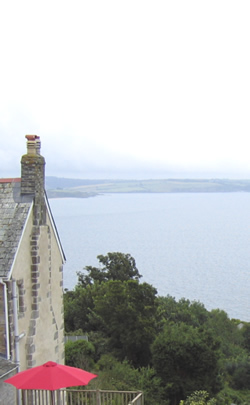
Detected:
left=0, top=179, right=33, bottom=279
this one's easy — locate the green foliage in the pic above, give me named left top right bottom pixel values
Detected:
left=156, top=296, right=209, bottom=330
left=136, top=366, right=169, bottom=405
left=151, top=322, right=220, bottom=404
left=179, top=390, right=217, bottom=404
left=95, top=354, right=139, bottom=391
left=65, top=252, right=157, bottom=367
left=92, top=279, right=157, bottom=367
left=94, top=354, right=168, bottom=405
left=64, top=285, right=94, bottom=332
left=205, top=309, right=243, bottom=358
left=241, top=323, right=250, bottom=352
left=64, top=252, right=250, bottom=405
left=86, top=331, right=110, bottom=362
left=224, top=354, right=250, bottom=390
left=65, top=339, right=95, bottom=370
left=216, top=385, right=250, bottom=404
left=77, top=252, right=142, bottom=287
left=205, top=311, right=250, bottom=395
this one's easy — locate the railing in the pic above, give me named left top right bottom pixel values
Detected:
left=21, top=388, right=144, bottom=405
left=128, top=392, right=143, bottom=405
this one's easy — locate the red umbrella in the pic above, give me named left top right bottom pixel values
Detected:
left=5, top=361, right=97, bottom=404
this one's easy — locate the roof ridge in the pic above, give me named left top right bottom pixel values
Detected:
left=0, top=178, right=21, bottom=183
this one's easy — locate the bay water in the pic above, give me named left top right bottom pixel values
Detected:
left=49, top=193, right=250, bottom=322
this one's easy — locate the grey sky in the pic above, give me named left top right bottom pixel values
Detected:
left=1, top=1, right=250, bottom=179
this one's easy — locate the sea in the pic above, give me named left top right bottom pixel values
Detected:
left=49, top=193, right=250, bottom=322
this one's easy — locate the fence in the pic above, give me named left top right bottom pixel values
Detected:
left=21, top=388, right=144, bottom=405
left=64, top=336, right=88, bottom=343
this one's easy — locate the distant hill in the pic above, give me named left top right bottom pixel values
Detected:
left=45, top=176, right=110, bottom=189
left=45, top=177, right=250, bottom=198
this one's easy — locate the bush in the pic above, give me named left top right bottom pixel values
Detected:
left=179, top=390, right=217, bottom=404
left=65, top=339, right=95, bottom=370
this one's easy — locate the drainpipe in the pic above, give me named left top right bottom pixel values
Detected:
left=12, top=280, right=25, bottom=365
left=0, top=279, right=23, bottom=405
left=12, top=279, right=26, bottom=405
left=0, top=279, right=10, bottom=360
left=12, top=280, right=20, bottom=370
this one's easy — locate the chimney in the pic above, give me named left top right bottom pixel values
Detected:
left=21, top=135, right=45, bottom=196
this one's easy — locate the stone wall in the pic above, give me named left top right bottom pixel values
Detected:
left=0, top=284, right=6, bottom=356
left=13, top=210, right=65, bottom=370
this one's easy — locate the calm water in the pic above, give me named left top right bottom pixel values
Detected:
left=49, top=193, right=250, bottom=322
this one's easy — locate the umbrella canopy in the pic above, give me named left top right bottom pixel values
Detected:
left=4, top=361, right=97, bottom=390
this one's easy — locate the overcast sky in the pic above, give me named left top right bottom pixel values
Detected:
left=1, top=1, right=250, bottom=179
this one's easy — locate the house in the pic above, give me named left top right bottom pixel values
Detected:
left=0, top=135, right=65, bottom=402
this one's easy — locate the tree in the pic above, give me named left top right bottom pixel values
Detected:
left=64, top=285, right=94, bottom=332
left=151, top=322, right=220, bottom=405
left=92, top=279, right=157, bottom=367
left=77, top=252, right=142, bottom=286
left=156, top=296, right=209, bottom=331
left=241, top=322, right=250, bottom=352
left=205, top=309, right=242, bottom=357
left=63, top=252, right=250, bottom=405
left=64, top=253, right=157, bottom=366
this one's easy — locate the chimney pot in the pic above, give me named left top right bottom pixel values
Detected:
left=25, top=135, right=40, bottom=155
left=25, top=135, right=37, bottom=141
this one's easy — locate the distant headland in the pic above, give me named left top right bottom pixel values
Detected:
left=45, top=177, right=250, bottom=199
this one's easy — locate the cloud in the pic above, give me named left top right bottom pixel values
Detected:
left=0, top=1, right=250, bottom=180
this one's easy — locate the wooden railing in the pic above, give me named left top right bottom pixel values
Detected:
left=128, top=392, right=144, bottom=405
left=21, top=388, right=144, bottom=405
